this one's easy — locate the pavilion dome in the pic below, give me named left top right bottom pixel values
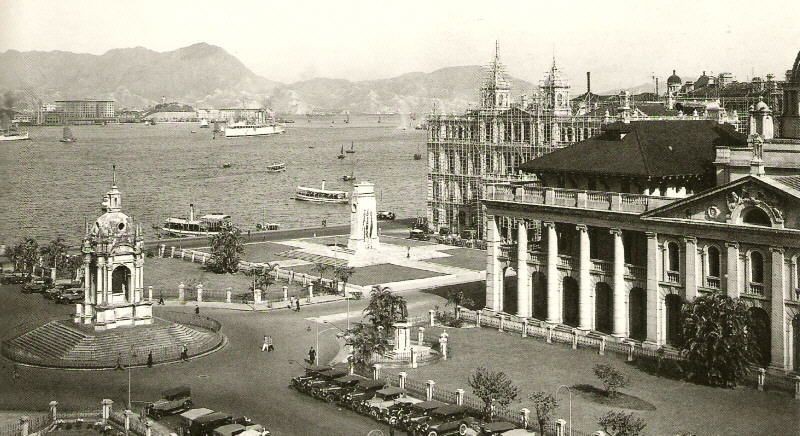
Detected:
left=92, top=210, right=131, bottom=239
left=667, top=70, right=682, bottom=85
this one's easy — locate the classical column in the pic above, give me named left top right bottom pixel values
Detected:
left=726, top=242, right=740, bottom=298
left=84, top=260, right=91, bottom=305
left=485, top=215, right=503, bottom=312
left=577, top=224, right=592, bottom=330
left=516, top=221, right=532, bottom=318
left=645, top=232, right=660, bottom=345
left=545, top=222, right=561, bottom=324
left=106, top=264, right=113, bottom=304
left=684, top=237, right=698, bottom=301
left=610, top=228, right=627, bottom=337
left=770, top=247, right=787, bottom=370
left=96, top=259, right=104, bottom=305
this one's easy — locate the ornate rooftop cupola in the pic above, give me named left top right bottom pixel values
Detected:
left=748, top=98, right=774, bottom=140
left=480, top=41, right=511, bottom=110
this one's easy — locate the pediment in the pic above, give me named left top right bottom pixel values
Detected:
left=642, top=176, right=800, bottom=230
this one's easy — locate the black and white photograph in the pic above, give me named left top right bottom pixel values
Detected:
left=1, top=1, right=799, bottom=435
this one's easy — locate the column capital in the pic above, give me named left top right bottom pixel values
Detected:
left=682, top=236, right=697, bottom=244
left=576, top=224, right=588, bottom=232
left=542, top=221, right=555, bottom=229
left=725, top=241, right=740, bottom=249
left=770, top=246, right=785, bottom=255
left=609, top=228, right=622, bottom=236
left=645, top=231, right=657, bottom=239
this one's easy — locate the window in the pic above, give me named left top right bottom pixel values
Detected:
left=707, top=246, right=721, bottom=277
left=750, top=251, right=764, bottom=283
left=667, top=242, right=680, bottom=272
left=742, top=207, right=771, bottom=226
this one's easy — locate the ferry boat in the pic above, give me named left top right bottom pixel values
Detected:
left=224, top=121, right=286, bottom=137
left=161, top=204, right=231, bottom=237
left=295, top=181, right=349, bottom=204
left=0, top=128, right=30, bottom=141
left=59, top=127, right=77, bottom=143
left=266, top=162, right=286, bottom=173
left=199, top=119, right=210, bottom=128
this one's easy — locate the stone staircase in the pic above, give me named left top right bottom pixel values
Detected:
left=276, top=249, right=348, bottom=267
left=7, top=321, right=89, bottom=360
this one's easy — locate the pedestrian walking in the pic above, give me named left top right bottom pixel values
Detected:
left=158, top=295, right=165, bottom=305
left=267, top=335, right=274, bottom=352
left=181, top=344, right=189, bottom=361
left=115, top=352, right=124, bottom=370
left=195, top=306, right=200, bottom=315
left=308, top=346, right=316, bottom=365
left=295, top=299, right=301, bottom=312
left=147, top=351, right=153, bottom=368
left=261, top=335, right=269, bottom=352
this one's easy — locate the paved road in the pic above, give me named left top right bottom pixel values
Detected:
left=0, top=282, right=447, bottom=435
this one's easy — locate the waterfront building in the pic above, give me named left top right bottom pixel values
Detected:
left=482, top=50, right=800, bottom=372
left=75, top=170, right=152, bottom=330
left=54, top=99, right=116, bottom=124
left=426, top=44, right=738, bottom=239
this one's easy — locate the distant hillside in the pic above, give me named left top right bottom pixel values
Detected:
left=0, top=43, right=279, bottom=109
left=0, top=43, right=535, bottom=114
left=268, top=66, right=536, bottom=114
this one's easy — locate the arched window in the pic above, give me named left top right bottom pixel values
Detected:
left=707, top=246, right=721, bottom=277
left=742, top=207, right=771, bottom=226
left=666, top=241, right=680, bottom=283
left=750, top=251, right=764, bottom=283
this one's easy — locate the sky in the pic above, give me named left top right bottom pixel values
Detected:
left=2, top=0, right=800, bottom=92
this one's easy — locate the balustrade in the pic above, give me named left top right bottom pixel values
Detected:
left=747, top=282, right=765, bottom=296
left=484, top=184, right=674, bottom=213
left=624, top=264, right=646, bottom=280
left=591, top=259, right=612, bottom=274
left=705, top=276, right=721, bottom=290
left=557, top=255, right=576, bottom=270
left=665, top=271, right=680, bottom=284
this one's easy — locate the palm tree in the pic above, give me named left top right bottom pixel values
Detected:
left=41, top=237, right=69, bottom=272
left=363, top=285, right=408, bottom=332
left=446, top=289, right=474, bottom=318
left=349, top=322, right=389, bottom=371
left=247, top=263, right=277, bottom=297
left=313, top=262, right=330, bottom=281
left=208, top=222, right=245, bottom=273
left=333, top=264, right=355, bottom=296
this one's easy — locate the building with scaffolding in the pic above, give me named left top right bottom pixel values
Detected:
left=425, top=45, right=738, bottom=239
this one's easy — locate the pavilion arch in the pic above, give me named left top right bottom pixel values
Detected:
left=665, top=294, right=684, bottom=347
left=730, top=202, right=782, bottom=228
left=111, top=265, right=131, bottom=295
left=629, top=287, right=646, bottom=341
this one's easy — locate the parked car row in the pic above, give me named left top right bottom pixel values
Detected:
left=3, top=273, right=85, bottom=303
left=290, top=365, right=527, bottom=436
left=144, top=386, right=270, bottom=436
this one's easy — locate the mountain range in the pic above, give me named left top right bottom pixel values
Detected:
left=0, top=42, right=533, bottom=114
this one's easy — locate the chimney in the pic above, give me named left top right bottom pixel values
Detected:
left=586, top=72, right=591, bottom=95
left=189, top=203, right=195, bottom=221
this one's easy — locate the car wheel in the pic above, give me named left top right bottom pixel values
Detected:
left=458, top=423, right=468, bottom=435
left=388, top=417, right=397, bottom=426
left=426, top=431, right=438, bottom=436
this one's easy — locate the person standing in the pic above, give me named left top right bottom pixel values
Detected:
left=267, top=335, right=274, bottom=352
left=147, top=351, right=153, bottom=368
left=295, top=299, right=300, bottom=312
left=308, top=346, right=316, bottom=365
left=261, top=335, right=269, bottom=352
left=181, top=344, right=189, bottom=361
left=194, top=306, right=200, bottom=315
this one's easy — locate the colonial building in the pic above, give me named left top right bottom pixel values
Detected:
left=76, top=170, right=152, bottom=330
left=54, top=100, right=116, bottom=124
left=482, top=51, right=800, bottom=373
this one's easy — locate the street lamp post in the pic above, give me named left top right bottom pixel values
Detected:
left=555, top=385, right=572, bottom=436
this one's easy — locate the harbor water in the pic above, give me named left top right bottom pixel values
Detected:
left=0, top=115, right=427, bottom=246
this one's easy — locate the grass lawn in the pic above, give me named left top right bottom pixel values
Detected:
left=286, top=263, right=446, bottom=286
left=145, top=257, right=308, bottom=298
left=421, top=247, right=486, bottom=271
left=381, top=324, right=799, bottom=435
left=240, top=241, right=299, bottom=262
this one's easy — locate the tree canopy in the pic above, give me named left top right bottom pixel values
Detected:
left=468, top=366, right=520, bottom=420
left=528, top=391, right=558, bottom=434
left=363, top=285, right=407, bottom=331
left=208, top=222, right=245, bottom=274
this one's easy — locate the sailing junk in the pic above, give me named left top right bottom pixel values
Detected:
left=60, top=127, right=77, bottom=143
left=345, top=141, right=355, bottom=154
left=337, top=144, right=345, bottom=159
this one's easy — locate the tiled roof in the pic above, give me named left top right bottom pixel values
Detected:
left=519, top=120, right=747, bottom=177
left=775, top=175, right=800, bottom=191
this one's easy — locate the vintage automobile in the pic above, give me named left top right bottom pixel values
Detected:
left=362, top=387, right=416, bottom=420
left=415, top=404, right=479, bottom=436
left=145, top=386, right=193, bottom=419
left=57, top=289, right=84, bottom=304
left=322, top=374, right=368, bottom=402
left=187, top=411, right=233, bottom=436
left=21, top=280, right=47, bottom=294
left=344, top=379, right=386, bottom=411
left=409, top=228, right=431, bottom=241
left=179, top=408, right=215, bottom=433
left=44, top=287, right=63, bottom=300
left=1, top=273, right=26, bottom=284
left=384, top=395, right=424, bottom=425
left=291, top=364, right=331, bottom=390
left=377, top=211, right=396, bottom=221
left=477, top=421, right=523, bottom=435
left=307, top=368, right=349, bottom=397
left=397, top=400, right=447, bottom=432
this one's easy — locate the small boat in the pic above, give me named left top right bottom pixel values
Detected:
left=199, top=119, right=210, bottom=128
left=161, top=204, right=231, bottom=237
left=221, top=163, right=232, bottom=169
left=342, top=159, right=356, bottom=181
left=345, top=141, right=355, bottom=154
left=0, top=128, right=30, bottom=141
left=295, top=181, right=349, bottom=204
left=337, top=144, right=345, bottom=159
left=413, top=153, right=423, bottom=160
left=59, top=127, right=77, bottom=143
left=266, top=162, right=286, bottom=173
left=255, top=222, right=280, bottom=231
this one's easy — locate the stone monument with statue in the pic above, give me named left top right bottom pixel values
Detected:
left=348, top=182, right=380, bottom=252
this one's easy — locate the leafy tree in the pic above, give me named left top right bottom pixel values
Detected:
left=333, top=264, right=355, bottom=296
left=207, top=222, right=245, bottom=274
left=468, top=366, right=519, bottom=420
left=15, top=238, right=40, bottom=278
left=445, top=289, right=475, bottom=318
left=40, top=237, right=69, bottom=271
left=348, top=322, right=389, bottom=371
left=528, top=391, right=558, bottom=434
left=313, top=262, right=330, bottom=281
left=597, top=411, right=646, bottom=436
left=7, top=243, right=23, bottom=272
left=593, top=364, right=630, bottom=399
left=247, top=263, right=276, bottom=295
left=363, top=285, right=407, bottom=332
left=63, top=255, right=84, bottom=280
left=681, top=293, right=760, bottom=387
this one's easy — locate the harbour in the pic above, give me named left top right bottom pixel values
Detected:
left=0, top=115, right=426, bottom=245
